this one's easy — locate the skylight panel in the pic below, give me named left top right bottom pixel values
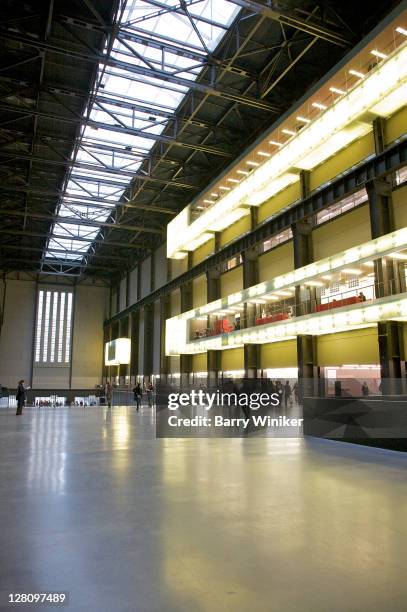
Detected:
left=45, top=0, right=240, bottom=266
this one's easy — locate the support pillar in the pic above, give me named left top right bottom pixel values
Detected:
left=206, top=267, right=221, bottom=382
left=292, top=220, right=315, bottom=315
left=242, top=246, right=260, bottom=378
left=297, top=335, right=321, bottom=398
left=378, top=322, right=406, bottom=394
left=143, top=303, right=154, bottom=383
left=130, top=311, right=139, bottom=381
left=180, top=281, right=193, bottom=384
left=160, top=295, right=171, bottom=383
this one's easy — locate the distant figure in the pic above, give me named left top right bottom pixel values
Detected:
left=145, top=381, right=154, bottom=407
left=16, top=379, right=27, bottom=415
left=275, top=381, right=284, bottom=406
left=284, top=381, right=292, bottom=407
left=359, top=292, right=367, bottom=302
left=133, top=383, right=142, bottom=411
left=105, top=382, right=113, bottom=408
left=362, top=382, right=369, bottom=396
left=293, top=382, right=299, bottom=405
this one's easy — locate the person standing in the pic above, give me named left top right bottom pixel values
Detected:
left=105, top=381, right=113, bottom=409
left=361, top=381, right=369, bottom=396
left=133, top=382, right=142, bottom=411
left=16, top=379, right=27, bottom=415
left=145, top=381, right=154, bottom=407
left=284, top=381, right=292, bottom=407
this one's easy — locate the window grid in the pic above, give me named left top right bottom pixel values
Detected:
left=35, top=289, right=73, bottom=365
left=65, top=293, right=73, bottom=363
left=35, top=291, right=44, bottom=362
left=42, top=292, right=51, bottom=362
left=58, top=293, right=66, bottom=363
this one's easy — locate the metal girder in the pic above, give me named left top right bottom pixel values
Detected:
left=0, top=75, right=246, bottom=137
left=0, top=185, right=176, bottom=215
left=0, top=103, right=234, bottom=157
left=0, top=243, right=129, bottom=262
left=0, top=208, right=164, bottom=234
left=0, top=228, right=147, bottom=249
left=227, top=0, right=352, bottom=47
left=106, top=140, right=407, bottom=323
left=0, top=151, right=199, bottom=190
left=0, top=30, right=279, bottom=112
left=0, top=255, right=119, bottom=272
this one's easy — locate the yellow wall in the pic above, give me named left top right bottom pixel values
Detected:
left=220, top=266, right=243, bottom=296
left=192, top=238, right=215, bottom=266
left=221, top=347, right=244, bottom=371
left=317, top=327, right=379, bottom=366
left=170, top=289, right=181, bottom=317
left=192, top=352, right=207, bottom=372
left=309, top=132, right=375, bottom=192
left=258, top=241, right=294, bottom=282
left=193, top=275, right=207, bottom=308
left=170, top=256, right=188, bottom=280
left=260, top=340, right=297, bottom=368
left=220, top=214, right=251, bottom=247
left=258, top=182, right=301, bottom=223
left=392, top=184, right=407, bottom=230
left=386, top=105, right=407, bottom=144
left=169, top=355, right=180, bottom=374
left=313, top=205, right=371, bottom=260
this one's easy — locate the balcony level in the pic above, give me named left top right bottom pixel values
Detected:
left=166, top=227, right=407, bottom=355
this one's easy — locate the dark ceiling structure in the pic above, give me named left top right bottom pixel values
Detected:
left=0, top=0, right=400, bottom=281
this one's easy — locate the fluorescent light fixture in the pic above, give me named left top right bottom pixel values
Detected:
left=371, top=49, right=387, bottom=59
left=321, top=275, right=332, bottom=280
left=363, top=261, right=375, bottom=267
left=282, top=128, right=295, bottom=136
left=227, top=178, right=240, bottom=183
left=219, top=185, right=230, bottom=191
left=269, top=140, right=282, bottom=146
left=296, top=116, right=311, bottom=123
left=396, top=26, right=407, bottom=36
left=342, top=268, right=362, bottom=275
left=258, top=151, right=271, bottom=157
left=237, top=170, right=250, bottom=175
left=304, top=280, right=324, bottom=287
left=274, top=290, right=293, bottom=296
left=389, top=251, right=407, bottom=260
left=210, top=193, right=218, bottom=197
left=264, top=295, right=279, bottom=301
left=349, top=69, right=365, bottom=78
left=204, top=199, right=215, bottom=204
left=312, top=102, right=327, bottom=110
left=247, top=161, right=260, bottom=167
left=329, top=86, right=345, bottom=95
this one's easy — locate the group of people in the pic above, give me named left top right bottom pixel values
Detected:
left=104, top=380, right=155, bottom=411
left=269, top=380, right=300, bottom=406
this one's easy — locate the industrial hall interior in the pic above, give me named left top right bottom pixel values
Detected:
left=0, top=0, right=407, bottom=611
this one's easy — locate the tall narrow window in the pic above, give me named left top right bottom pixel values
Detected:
left=35, top=289, right=73, bottom=365
left=35, top=291, right=44, bottom=362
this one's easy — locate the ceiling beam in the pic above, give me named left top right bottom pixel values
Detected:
left=0, top=243, right=129, bottom=262
left=0, top=228, right=147, bottom=249
left=0, top=30, right=279, bottom=112
left=0, top=208, right=164, bottom=234
left=227, top=0, right=352, bottom=47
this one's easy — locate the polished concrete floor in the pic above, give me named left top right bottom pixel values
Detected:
left=0, top=405, right=406, bottom=612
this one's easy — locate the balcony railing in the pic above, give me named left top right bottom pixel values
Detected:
left=190, top=278, right=405, bottom=342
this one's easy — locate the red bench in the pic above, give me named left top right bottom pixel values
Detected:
left=256, top=312, right=290, bottom=325
left=316, top=296, right=362, bottom=312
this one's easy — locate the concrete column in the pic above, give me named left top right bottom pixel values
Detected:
left=292, top=220, right=315, bottom=315
left=132, top=314, right=139, bottom=382
left=180, top=282, right=193, bottom=383
left=136, top=264, right=142, bottom=301
left=143, top=303, right=154, bottom=382
left=206, top=267, right=221, bottom=382
left=119, top=316, right=130, bottom=384
left=242, top=246, right=260, bottom=378
left=150, top=251, right=155, bottom=293
left=160, top=295, right=171, bottom=382
left=297, top=335, right=322, bottom=398
left=378, top=322, right=406, bottom=394
left=125, top=271, right=130, bottom=308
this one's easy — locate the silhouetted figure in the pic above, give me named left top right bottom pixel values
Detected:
left=16, top=379, right=27, bottom=415
left=133, top=383, right=142, bottom=411
left=362, top=382, right=369, bottom=396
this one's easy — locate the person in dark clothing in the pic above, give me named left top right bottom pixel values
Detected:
left=16, top=379, right=27, bottom=415
left=284, top=381, right=292, bottom=407
left=133, top=383, right=142, bottom=411
left=362, top=382, right=369, bottom=396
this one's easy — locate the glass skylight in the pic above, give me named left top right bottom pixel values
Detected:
left=44, top=0, right=240, bottom=264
